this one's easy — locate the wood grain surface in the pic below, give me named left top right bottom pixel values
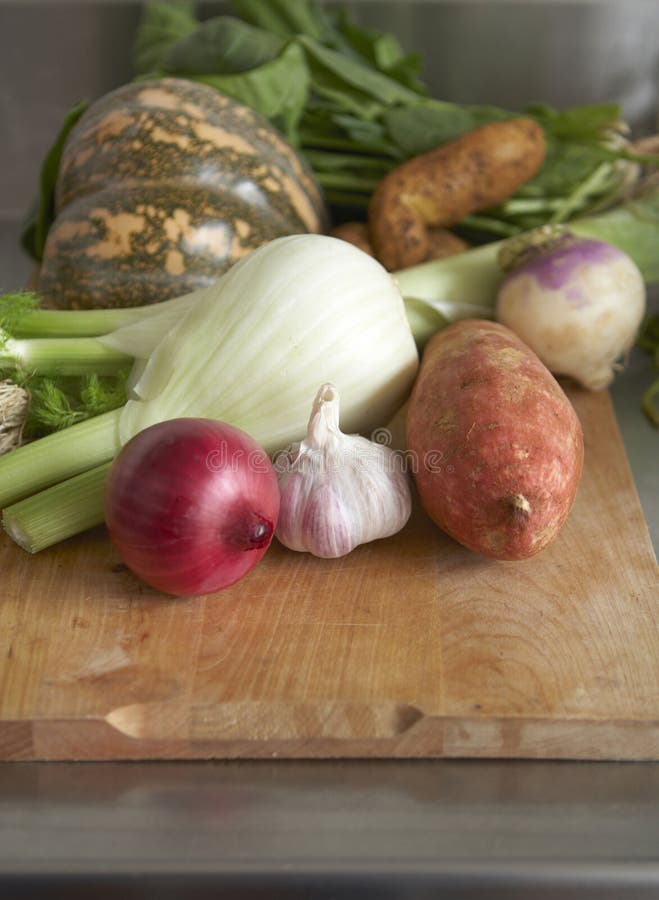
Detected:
left=0, top=387, right=657, bottom=761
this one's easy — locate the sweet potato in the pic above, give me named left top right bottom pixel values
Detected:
left=369, top=118, right=546, bottom=270
left=405, top=320, right=584, bottom=560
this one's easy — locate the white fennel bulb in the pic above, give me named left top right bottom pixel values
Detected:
left=120, top=234, right=419, bottom=451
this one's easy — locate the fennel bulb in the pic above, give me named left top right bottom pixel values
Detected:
left=120, top=233, right=418, bottom=450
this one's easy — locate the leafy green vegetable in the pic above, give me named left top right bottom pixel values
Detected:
left=24, top=372, right=129, bottom=436
left=132, top=0, right=198, bottom=73
left=637, top=313, right=659, bottom=427
left=0, top=292, right=40, bottom=336
left=527, top=101, right=622, bottom=142
left=230, top=0, right=331, bottom=42
left=382, top=102, right=487, bottom=156
left=297, top=33, right=421, bottom=108
left=180, top=41, right=310, bottom=142
left=20, top=100, right=87, bottom=261
left=332, top=9, right=427, bottom=94
left=21, top=0, right=659, bottom=260
left=130, top=0, right=652, bottom=226
left=160, top=15, right=285, bottom=75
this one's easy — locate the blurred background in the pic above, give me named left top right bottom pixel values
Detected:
left=1, top=0, right=658, bottom=236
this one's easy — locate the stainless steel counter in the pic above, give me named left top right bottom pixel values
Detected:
left=1, top=2, right=658, bottom=896
left=1, top=760, right=659, bottom=898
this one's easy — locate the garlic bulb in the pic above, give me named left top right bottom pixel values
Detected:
left=275, top=383, right=412, bottom=558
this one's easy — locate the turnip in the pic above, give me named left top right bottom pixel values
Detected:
left=495, top=227, right=646, bottom=391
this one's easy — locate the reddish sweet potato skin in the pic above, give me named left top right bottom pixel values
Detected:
left=405, top=320, right=584, bottom=560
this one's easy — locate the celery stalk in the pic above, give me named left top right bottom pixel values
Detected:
left=2, top=463, right=110, bottom=553
left=0, top=289, right=205, bottom=381
left=395, top=242, right=502, bottom=322
left=0, top=409, right=120, bottom=507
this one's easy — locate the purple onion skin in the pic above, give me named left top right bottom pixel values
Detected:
left=104, top=418, right=280, bottom=597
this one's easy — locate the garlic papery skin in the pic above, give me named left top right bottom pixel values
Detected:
left=275, top=383, right=412, bottom=558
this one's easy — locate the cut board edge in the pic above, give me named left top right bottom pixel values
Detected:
left=2, top=711, right=659, bottom=761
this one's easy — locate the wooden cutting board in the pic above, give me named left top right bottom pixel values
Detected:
left=0, top=387, right=657, bottom=761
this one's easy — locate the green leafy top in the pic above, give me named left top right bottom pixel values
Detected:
left=5, top=371, right=128, bottom=439
left=20, top=0, right=658, bottom=262
left=132, top=0, right=198, bottom=73
left=0, top=291, right=41, bottom=337
left=638, top=313, right=659, bottom=427
left=20, top=101, right=87, bottom=261
left=130, top=0, right=655, bottom=232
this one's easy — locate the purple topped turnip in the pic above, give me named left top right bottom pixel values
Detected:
left=495, top=227, right=646, bottom=391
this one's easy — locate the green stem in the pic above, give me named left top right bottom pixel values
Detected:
left=321, top=189, right=369, bottom=208
left=395, top=241, right=503, bottom=324
left=499, top=197, right=569, bottom=214
left=1, top=337, right=133, bottom=376
left=549, top=162, right=614, bottom=224
left=642, top=378, right=659, bottom=428
left=458, top=214, right=521, bottom=238
left=5, top=298, right=165, bottom=338
left=2, top=462, right=109, bottom=553
left=300, top=129, right=397, bottom=156
left=0, top=408, right=121, bottom=507
left=315, top=171, right=382, bottom=191
left=403, top=298, right=448, bottom=351
left=396, top=184, right=659, bottom=343
left=302, top=149, right=392, bottom=173
left=6, top=305, right=153, bottom=338
left=5, top=290, right=204, bottom=339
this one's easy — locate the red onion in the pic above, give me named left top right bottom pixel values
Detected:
left=104, top=418, right=280, bottom=596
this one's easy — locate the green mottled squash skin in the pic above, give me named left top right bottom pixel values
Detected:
left=38, top=78, right=329, bottom=309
